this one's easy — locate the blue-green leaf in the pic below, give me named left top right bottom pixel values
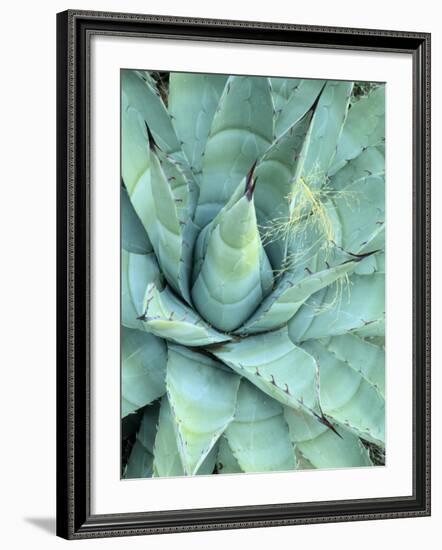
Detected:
left=328, top=86, right=385, bottom=176
left=152, top=395, right=219, bottom=477
left=195, top=76, right=274, bottom=227
left=354, top=251, right=385, bottom=276
left=121, top=185, right=151, bottom=254
left=237, top=258, right=358, bottom=335
left=141, top=284, right=231, bottom=347
left=166, top=345, right=241, bottom=475
left=124, top=404, right=159, bottom=478
left=271, top=77, right=300, bottom=114
left=121, top=327, right=167, bottom=417
left=288, top=273, right=385, bottom=342
left=254, top=111, right=312, bottom=269
left=121, top=250, right=162, bottom=330
left=275, top=79, right=326, bottom=138
left=302, top=339, right=385, bottom=446
left=122, top=70, right=183, bottom=165
left=152, top=396, right=184, bottom=477
left=213, top=328, right=321, bottom=416
left=168, top=72, right=227, bottom=182
left=325, top=333, right=385, bottom=397
left=292, top=81, right=353, bottom=192
left=224, top=380, right=295, bottom=472
left=328, top=150, right=385, bottom=256
left=195, top=443, right=219, bottom=475
left=191, top=187, right=273, bottom=332
left=284, top=406, right=372, bottom=469
left=138, top=145, right=198, bottom=304
left=216, top=436, right=243, bottom=474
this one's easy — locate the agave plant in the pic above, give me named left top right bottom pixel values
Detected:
left=121, top=70, right=385, bottom=478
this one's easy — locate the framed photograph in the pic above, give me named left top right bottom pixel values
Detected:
left=56, top=10, right=431, bottom=539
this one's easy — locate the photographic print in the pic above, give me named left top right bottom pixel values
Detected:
left=121, top=70, right=386, bottom=479
left=57, top=11, right=430, bottom=537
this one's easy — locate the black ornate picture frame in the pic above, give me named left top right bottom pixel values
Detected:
left=56, top=9, right=431, bottom=540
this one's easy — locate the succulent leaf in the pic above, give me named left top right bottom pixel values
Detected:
left=121, top=77, right=150, bottom=196
left=213, top=328, right=321, bottom=417
left=191, top=180, right=246, bottom=284
left=195, top=76, right=274, bottom=226
left=337, top=188, right=385, bottom=255
left=124, top=403, right=159, bottom=478
left=155, top=146, right=199, bottom=218
left=353, top=318, right=385, bottom=338
left=275, top=79, right=326, bottom=138
left=152, top=395, right=185, bottom=477
left=354, top=251, right=385, bottom=275
left=270, top=77, right=300, bottom=115
left=237, top=258, right=359, bottom=335
left=302, top=339, right=385, bottom=446
left=191, top=185, right=273, bottom=332
left=121, top=327, right=167, bottom=417
left=138, top=144, right=197, bottom=304
left=224, top=380, right=296, bottom=472
left=141, top=284, right=231, bottom=346
left=254, top=110, right=312, bottom=269
left=328, top=86, right=385, bottom=176
left=152, top=395, right=219, bottom=477
left=291, top=81, right=353, bottom=193
left=325, top=333, right=385, bottom=397
left=330, top=145, right=385, bottom=188
left=328, top=153, right=385, bottom=255
left=216, top=436, right=243, bottom=474
left=166, top=345, right=241, bottom=475
left=168, top=72, right=227, bottom=181
left=195, top=442, right=219, bottom=475
left=121, top=185, right=151, bottom=254
left=122, top=249, right=162, bottom=330
left=122, top=70, right=183, bottom=165
left=284, top=406, right=372, bottom=469
left=288, top=273, right=385, bottom=342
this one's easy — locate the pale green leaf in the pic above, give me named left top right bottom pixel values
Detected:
left=354, top=251, right=385, bottom=275
left=166, top=345, right=241, bottom=475
left=121, top=185, right=151, bottom=254
left=152, top=395, right=220, bottom=477
left=121, top=250, right=162, bottom=330
left=216, top=436, right=243, bottom=474
left=195, top=76, right=273, bottom=226
left=328, top=86, right=385, bottom=176
left=270, top=77, right=300, bottom=116
left=168, top=72, right=227, bottom=181
left=224, top=380, right=295, bottom=472
left=284, top=406, right=372, bottom=469
left=213, top=328, right=321, bottom=416
left=302, top=339, right=385, bottom=446
left=122, top=70, right=183, bottom=170
left=328, top=150, right=385, bottom=255
left=254, top=110, right=312, bottom=269
left=325, top=333, right=385, bottom=397
left=152, top=396, right=184, bottom=477
left=288, top=273, right=385, bottom=342
left=292, top=81, right=353, bottom=189
left=237, top=258, right=358, bottom=335
left=138, top=146, right=198, bottom=304
left=124, top=404, right=159, bottom=479
left=121, top=327, right=167, bottom=417
left=141, top=284, right=231, bottom=347
left=191, top=190, right=273, bottom=332
left=275, top=79, right=326, bottom=138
